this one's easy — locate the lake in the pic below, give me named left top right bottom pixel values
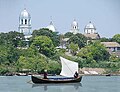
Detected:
left=0, top=76, right=120, bottom=92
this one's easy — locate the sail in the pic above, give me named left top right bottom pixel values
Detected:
left=60, top=57, right=78, bottom=77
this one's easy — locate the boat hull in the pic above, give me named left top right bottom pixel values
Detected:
left=31, top=76, right=82, bottom=84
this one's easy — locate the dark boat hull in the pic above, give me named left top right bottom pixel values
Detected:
left=31, top=76, right=82, bottom=84
left=106, top=74, right=111, bottom=76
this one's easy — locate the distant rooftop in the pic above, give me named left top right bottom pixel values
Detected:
left=84, top=33, right=100, bottom=39
left=101, top=42, right=120, bottom=47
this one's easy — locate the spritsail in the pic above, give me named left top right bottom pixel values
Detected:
left=60, top=57, right=78, bottom=77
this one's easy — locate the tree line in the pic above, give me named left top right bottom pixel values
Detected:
left=0, top=28, right=120, bottom=75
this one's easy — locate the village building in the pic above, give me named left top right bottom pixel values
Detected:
left=101, top=42, right=120, bottom=57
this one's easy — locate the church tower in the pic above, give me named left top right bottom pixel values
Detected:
left=70, top=19, right=79, bottom=34
left=19, top=8, right=32, bottom=38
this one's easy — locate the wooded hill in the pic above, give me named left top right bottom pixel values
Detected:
left=0, top=28, right=120, bottom=75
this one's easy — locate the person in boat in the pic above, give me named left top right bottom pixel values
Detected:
left=43, top=69, right=48, bottom=79
left=74, top=71, right=78, bottom=78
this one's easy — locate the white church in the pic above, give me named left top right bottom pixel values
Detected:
left=18, top=8, right=120, bottom=58
left=18, top=8, right=32, bottom=39
left=18, top=8, right=100, bottom=41
left=70, top=19, right=100, bottom=39
left=18, top=8, right=56, bottom=35
left=70, top=19, right=79, bottom=34
left=46, top=21, right=56, bottom=32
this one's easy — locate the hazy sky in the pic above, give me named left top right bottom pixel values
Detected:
left=0, top=0, right=120, bottom=38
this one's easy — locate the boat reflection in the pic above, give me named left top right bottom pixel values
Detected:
left=32, top=83, right=82, bottom=91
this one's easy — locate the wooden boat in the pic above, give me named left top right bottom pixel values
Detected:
left=106, top=74, right=111, bottom=76
left=31, top=76, right=82, bottom=84
left=31, top=57, right=82, bottom=84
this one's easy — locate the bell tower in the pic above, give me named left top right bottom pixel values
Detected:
left=70, top=19, right=79, bottom=34
left=19, top=8, right=32, bottom=38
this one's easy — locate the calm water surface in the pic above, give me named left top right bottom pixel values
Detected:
left=0, top=76, right=120, bottom=92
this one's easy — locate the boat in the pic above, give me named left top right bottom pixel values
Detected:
left=106, top=74, right=111, bottom=76
left=31, top=57, right=82, bottom=84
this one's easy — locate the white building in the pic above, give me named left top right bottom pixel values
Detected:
left=70, top=19, right=79, bottom=34
left=46, top=21, right=56, bottom=32
left=84, top=21, right=96, bottom=34
left=84, top=21, right=100, bottom=40
left=18, top=8, right=32, bottom=39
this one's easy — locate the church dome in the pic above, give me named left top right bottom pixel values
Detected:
left=46, top=21, right=56, bottom=32
left=72, top=19, right=78, bottom=26
left=84, top=21, right=96, bottom=34
left=20, top=9, right=30, bottom=18
left=85, top=21, right=96, bottom=29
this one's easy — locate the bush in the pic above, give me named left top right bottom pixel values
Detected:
left=0, top=66, right=9, bottom=75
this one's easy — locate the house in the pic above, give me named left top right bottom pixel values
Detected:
left=101, top=42, right=120, bottom=57
left=101, top=42, right=120, bottom=52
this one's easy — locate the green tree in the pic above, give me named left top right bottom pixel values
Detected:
left=16, top=55, right=48, bottom=72
left=16, top=56, right=27, bottom=71
left=6, top=45, right=20, bottom=63
left=77, top=41, right=110, bottom=62
left=0, top=44, right=20, bottom=64
left=64, top=32, right=73, bottom=38
left=48, top=61, right=61, bottom=74
left=69, top=42, right=79, bottom=56
left=0, top=31, right=25, bottom=47
left=100, top=37, right=111, bottom=42
left=77, top=45, right=94, bottom=65
left=0, top=45, right=8, bottom=63
left=32, top=28, right=60, bottom=46
left=0, top=65, right=9, bottom=75
left=91, top=42, right=110, bottom=61
left=112, top=34, right=120, bottom=44
left=32, top=36, right=55, bottom=57
left=109, top=55, right=120, bottom=62
left=68, top=33, right=87, bottom=48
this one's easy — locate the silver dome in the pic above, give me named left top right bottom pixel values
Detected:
left=85, top=21, right=96, bottom=29
left=46, top=21, right=56, bottom=32
left=20, top=9, right=30, bottom=18
left=72, top=19, right=78, bottom=26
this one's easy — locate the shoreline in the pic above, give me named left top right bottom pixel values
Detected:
left=80, top=74, right=120, bottom=76
left=0, top=73, right=120, bottom=76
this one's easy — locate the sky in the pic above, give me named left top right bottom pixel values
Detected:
left=0, top=0, right=120, bottom=38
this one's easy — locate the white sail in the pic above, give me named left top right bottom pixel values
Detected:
left=60, top=57, right=78, bottom=77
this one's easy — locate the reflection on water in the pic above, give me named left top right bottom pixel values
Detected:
left=0, top=76, right=120, bottom=92
left=32, top=83, right=82, bottom=92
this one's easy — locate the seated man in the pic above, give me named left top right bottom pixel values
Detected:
left=74, top=71, right=78, bottom=78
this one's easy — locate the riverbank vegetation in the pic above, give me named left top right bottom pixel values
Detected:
left=0, top=29, right=120, bottom=75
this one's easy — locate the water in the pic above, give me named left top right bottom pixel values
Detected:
left=0, top=76, right=120, bottom=92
